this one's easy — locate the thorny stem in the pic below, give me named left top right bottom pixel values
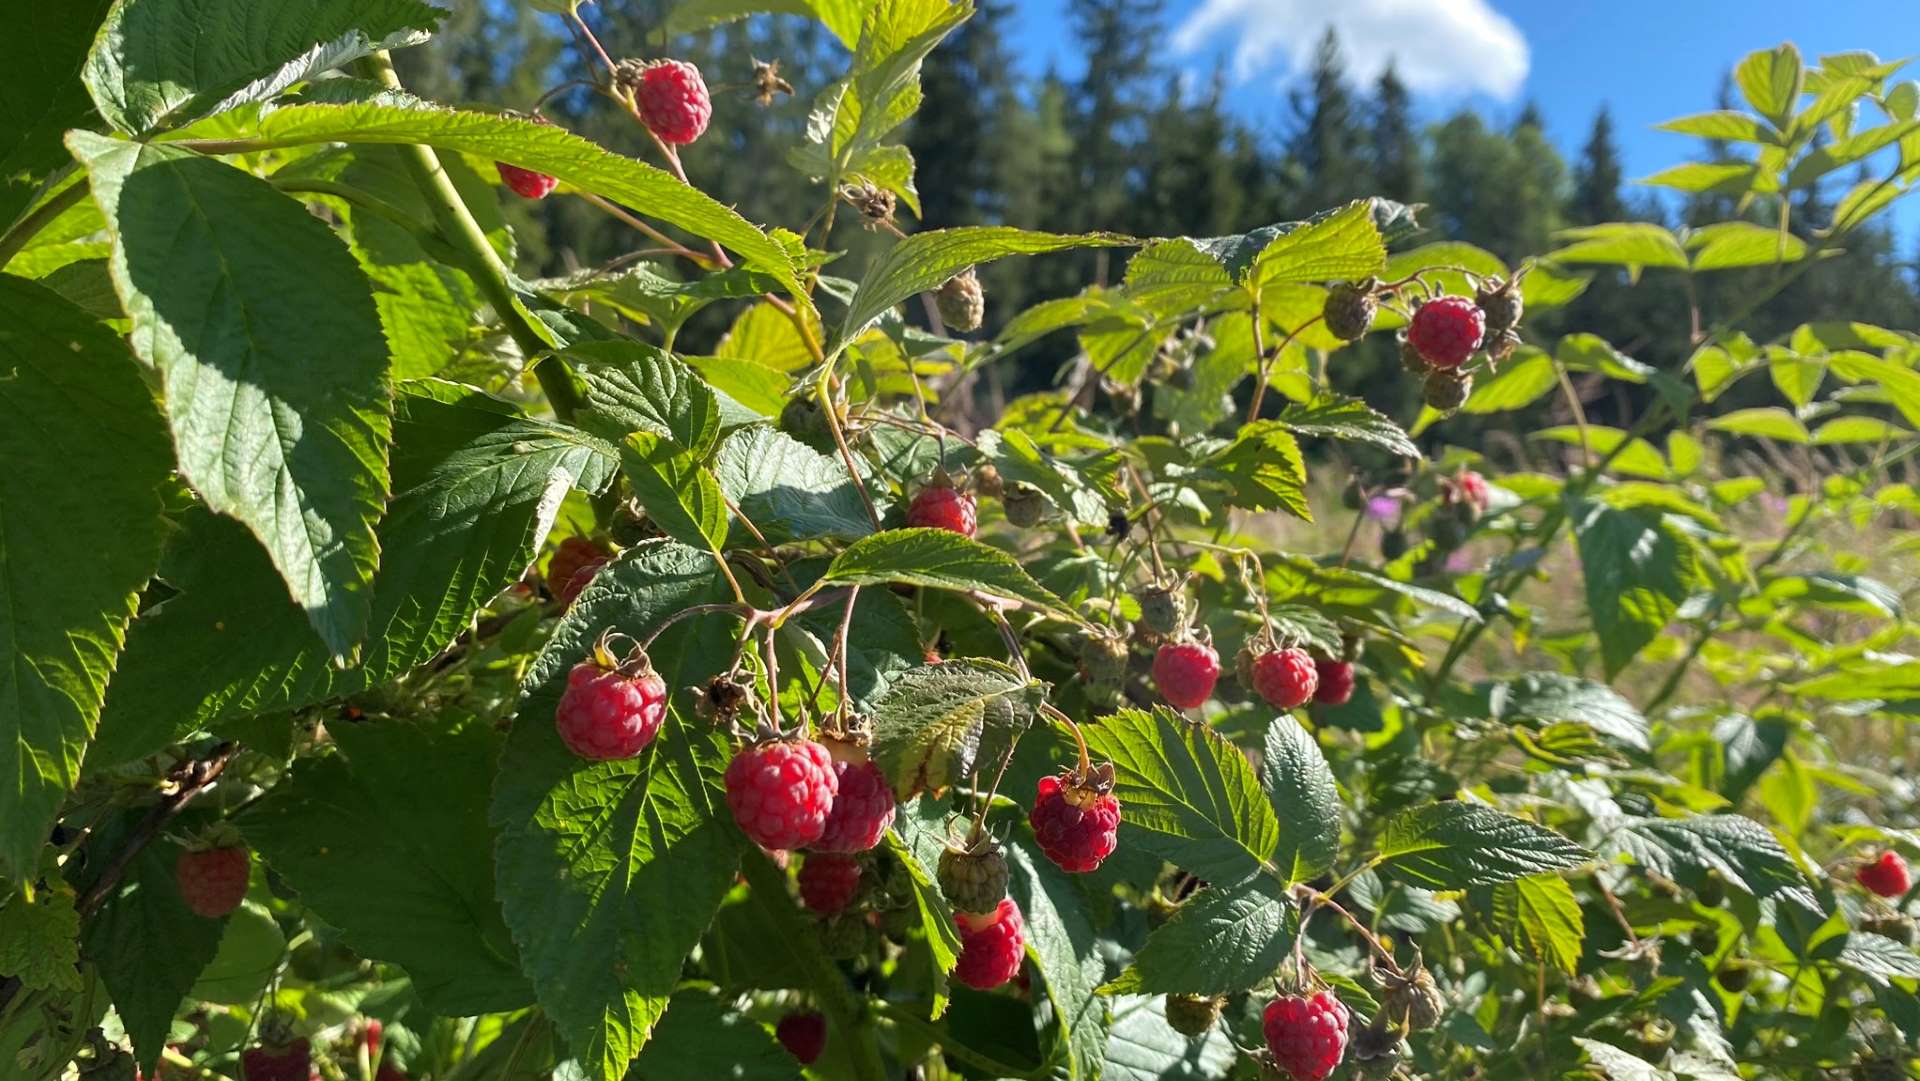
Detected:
left=763, top=622, right=784, bottom=732
left=832, top=587, right=859, bottom=711
left=1123, top=465, right=1169, bottom=579
left=818, top=370, right=884, bottom=529
left=578, top=191, right=715, bottom=268
left=1552, top=356, right=1594, bottom=470
left=1293, top=883, right=1403, bottom=976
left=1246, top=313, right=1324, bottom=424
left=566, top=9, right=617, bottom=76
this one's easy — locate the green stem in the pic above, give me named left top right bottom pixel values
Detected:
left=0, top=180, right=89, bottom=270
left=360, top=51, right=581, bottom=423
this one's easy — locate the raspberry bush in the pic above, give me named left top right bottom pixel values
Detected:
left=1, top=8, right=1916, bottom=1081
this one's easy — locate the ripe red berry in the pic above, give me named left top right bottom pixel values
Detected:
left=1152, top=640, right=1220, bottom=710
left=1251, top=647, right=1318, bottom=710
left=907, top=484, right=978, bottom=537
left=1262, top=990, right=1351, bottom=1081
left=1312, top=659, right=1356, bottom=706
left=775, top=1011, right=827, bottom=1065
left=495, top=161, right=558, bottom=200
left=953, top=898, right=1026, bottom=990
left=240, top=1038, right=311, bottom=1081
left=1407, top=296, right=1485, bottom=370
left=1455, top=470, right=1491, bottom=512
left=634, top=60, right=712, bottom=145
left=546, top=535, right=611, bottom=606
left=813, top=751, right=896, bottom=853
left=554, top=644, right=667, bottom=760
left=725, top=739, right=839, bottom=851
left=1029, top=772, right=1121, bottom=874
left=177, top=846, right=250, bottom=918
left=1859, top=851, right=1912, bottom=898
left=797, top=853, right=863, bottom=915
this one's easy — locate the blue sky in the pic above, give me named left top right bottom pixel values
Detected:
left=999, top=0, right=1919, bottom=237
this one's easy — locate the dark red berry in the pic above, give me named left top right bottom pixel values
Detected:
left=1263, top=990, right=1351, bottom=1081
left=632, top=59, right=712, bottom=145
left=177, top=846, right=250, bottom=918
left=1250, top=647, right=1318, bottom=710
left=496, top=161, right=558, bottom=199
left=907, top=484, right=978, bottom=537
left=1152, top=640, right=1219, bottom=710
left=1312, top=659, right=1355, bottom=706
left=240, top=1038, right=311, bottom=1081
left=546, top=535, right=611, bottom=606
left=1859, top=851, right=1911, bottom=898
left=1407, top=296, right=1485, bottom=370
left=797, top=853, right=862, bottom=915
left=1029, top=772, right=1121, bottom=874
left=725, top=739, right=839, bottom=851
left=953, top=898, right=1026, bottom=990
left=776, top=1011, right=827, bottom=1065
left=553, top=646, right=667, bottom=760
left=813, top=751, right=896, bottom=853
left=1454, top=470, right=1490, bottom=513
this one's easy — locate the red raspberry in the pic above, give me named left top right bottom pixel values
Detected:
left=240, top=1039, right=311, bottom=1081
left=1312, top=659, right=1355, bottom=706
left=495, top=161, right=558, bottom=199
left=177, top=846, right=250, bottom=918
left=1152, top=640, right=1219, bottom=710
left=1262, top=990, right=1350, bottom=1081
left=1029, top=772, right=1120, bottom=873
left=546, top=535, right=611, bottom=607
left=1859, top=851, right=1912, bottom=898
left=725, top=739, right=839, bottom=851
left=797, top=853, right=863, bottom=915
left=554, top=644, right=667, bottom=760
left=953, top=898, right=1026, bottom=990
left=375, top=1066, right=407, bottom=1081
left=1455, top=470, right=1490, bottom=512
left=1407, top=296, right=1485, bottom=370
left=634, top=60, right=712, bottom=145
left=1251, top=647, right=1318, bottom=710
left=813, top=751, right=896, bottom=853
left=907, top=484, right=978, bottom=537
left=775, top=1010, right=827, bottom=1065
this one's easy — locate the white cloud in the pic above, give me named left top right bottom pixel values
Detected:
left=1171, top=0, right=1530, bottom=101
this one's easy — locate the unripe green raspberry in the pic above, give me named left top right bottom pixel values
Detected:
left=1398, top=334, right=1433, bottom=376
left=1474, top=276, right=1524, bottom=334
left=1380, top=965, right=1445, bottom=1031
left=937, top=841, right=1009, bottom=916
left=1423, top=369, right=1472, bottom=413
left=937, top=268, right=985, bottom=333
left=1484, top=327, right=1521, bottom=363
left=821, top=913, right=873, bottom=960
left=1164, top=994, right=1223, bottom=1037
left=1004, top=483, right=1046, bottom=527
left=1322, top=280, right=1378, bottom=341
left=972, top=463, right=1005, bottom=499
left=1133, top=578, right=1189, bottom=637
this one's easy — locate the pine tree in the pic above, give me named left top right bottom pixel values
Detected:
left=1369, top=63, right=1421, bottom=206
left=909, top=1, right=1018, bottom=230
left=1289, top=29, right=1365, bottom=213
left=1568, top=107, right=1627, bottom=225
left=1066, top=0, right=1166, bottom=242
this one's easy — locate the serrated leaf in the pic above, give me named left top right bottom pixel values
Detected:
left=1202, top=421, right=1311, bottom=519
left=630, top=990, right=805, bottom=1080
left=1375, top=803, right=1589, bottom=889
left=1575, top=1038, right=1671, bottom=1081
left=1574, top=503, right=1696, bottom=677
left=239, top=719, right=531, bottom=1014
left=1736, top=42, right=1803, bottom=130
left=1123, top=238, right=1238, bottom=315
left=1, top=2, right=114, bottom=226
left=822, top=528, right=1075, bottom=618
left=714, top=426, right=875, bottom=544
left=658, top=0, right=873, bottom=48
left=1489, top=874, right=1584, bottom=975
left=83, top=0, right=442, bottom=134
left=1488, top=672, right=1649, bottom=752
left=1261, top=717, right=1340, bottom=883
left=1007, top=841, right=1108, bottom=1079
left=1687, top=222, right=1807, bottom=271
left=1276, top=392, right=1420, bottom=459
left=1247, top=200, right=1386, bottom=289
left=1099, top=877, right=1295, bottom=996
left=1707, top=406, right=1811, bottom=443
left=1101, top=995, right=1238, bottom=1081
left=886, top=801, right=962, bottom=1013
left=0, top=276, right=171, bottom=880
left=837, top=227, right=1131, bottom=347
left=976, top=428, right=1117, bottom=526
left=1838, top=932, right=1920, bottom=983
left=1083, top=708, right=1282, bottom=885
left=621, top=432, right=730, bottom=555
left=869, top=660, right=1043, bottom=797
left=574, top=340, right=726, bottom=455
left=0, top=882, right=82, bottom=992
left=71, top=132, right=392, bottom=660
left=1608, top=814, right=1820, bottom=913
left=1550, top=223, right=1689, bottom=273
left=491, top=541, right=747, bottom=1079
left=92, top=403, right=616, bottom=767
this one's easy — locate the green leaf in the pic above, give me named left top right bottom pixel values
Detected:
left=1608, top=814, right=1819, bottom=913
left=890, top=797, right=964, bottom=1014
left=976, top=428, right=1117, bottom=526
left=1829, top=351, right=1920, bottom=429
left=0, top=276, right=171, bottom=880
left=0, top=882, right=81, bottom=992
left=242, top=104, right=811, bottom=306
left=1706, top=407, right=1811, bottom=443
left=83, top=0, right=442, bottom=134
left=1488, top=875, right=1584, bottom=975
left=1123, top=238, right=1237, bottom=315
left=1687, top=222, right=1808, bottom=270
left=1639, top=162, right=1758, bottom=196
left=1574, top=504, right=1696, bottom=677
left=1276, top=393, right=1421, bottom=459
left=1768, top=351, right=1826, bottom=407
left=1102, top=995, right=1239, bottom=1081
left=1007, top=841, right=1108, bottom=1079
left=1574, top=1038, right=1669, bottom=1081
left=1549, top=223, right=1689, bottom=275
left=1099, top=877, right=1295, bottom=996
left=822, top=528, right=1075, bottom=618
left=1247, top=200, right=1386, bottom=289
left=714, top=426, right=876, bottom=545
left=1375, top=803, right=1589, bottom=889
left=574, top=342, right=728, bottom=457
left=1736, top=42, right=1804, bottom=130
left=0, top=2, right=114, bottom=227
left=1201, top=421, right=1311, bottom=519
left=1654, top=111, right=1775, bottom=143
left=869, top=659, right=1044, bottom=797
left=1260, top=717, right=1340, bottom=884
left=629, top=991, right=805, bottom=1080
left=239, top=719, right=531, bottom=1015
left=837, top=227, right=1131, bottom=348
left=491, top=541, right=747, bottom=1080
left=71, top=132, right=392, bottom=660
left=77, top=830, right=226, bottom=1073
left=620, top=432, right=730, bottom=555
left=1463, top=350, right=1558, bottom=414
left=1838, top=932, right=1920, bottom=983
left=1813, top=416, right=1909, bottom=444
left=92, top=401, right=616, bottom=769
left=658, top=0, right=873, bottom=48
left=1489, top=672, right=1649, bottom=752
left=1082, top=707, right=1282, bottom=885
